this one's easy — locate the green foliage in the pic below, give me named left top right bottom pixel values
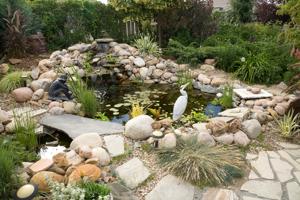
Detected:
left=0, top=71, right=23, bottom=93
left=110, top=0, right=177, bottom=21
left=212, top=85, right=233, bottom=109
left=167, top=23, right=295, bottom=84
left=0, top=145, right=17, bottom=198
left=275, top=110, right=300, bottom=138
left=277, top=0, right=300, bottom=47
left=177, top=70, right=193, bottom=89
left=234, top=53, right=281, bottom=84
left=68, top=75, right=99, bottom=118
left=134, top=35, right=160, bottom=56
left=157, top=137, right=244, bottom=186
left=95, top=112, right=109, bottom=121
left=182, top=108, right=208, bottom=124
left=231, top=0, right=254, bottom=23
left=14, top=113, right=38, bottom=151
left=80, top=181, right=111, bottom=200
left=0, top=136, right=39, bottom=199
left=29, top=0, right=125, bottom=50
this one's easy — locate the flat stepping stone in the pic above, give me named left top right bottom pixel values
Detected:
left=246, top=153, right=258, bottom=160
left=243, top=196, right=264, bottom=200
left=251, top=151, right=274, bottom=179
left=145, top=175, right=200, bottom=200
left=108, top=183, right=138, bottom=200
left=277, top=142, right=300, bottom=149
left=270, top=158, right=293, bottom=182
left=267, top=151, right=280, bottom=159
left=218, top=107, right=250, bottom=119
left=40, top=114, right=124, bottom=139
left=202, top=188, right=238, bottom=200
left=285, top=149, right=300, bottom=158
left=29, top=159, right=53, bottom=174
left=241, top=180, right=282, bottom=200
left=294, top=171, right=300, bottom=182
left=248, top=170, right=259, bottom=180
left=104, top=135, right=124, bottom=157
left=234, top=88, right=273, bottom=99
left=278, top=150, right=300, bottom=170
left=116, top=157, right=150, bottom=189
left=286, top=182, right=300, bottom=200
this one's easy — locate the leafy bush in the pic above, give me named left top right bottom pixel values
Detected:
left=231, top=0, right=254, bottom=23
left=275, top=110, right=300, bottom=138
left=134, top=35, right=160, bottom=56
left=234, top=53, right=282, bottom=84
left=157, top=137, right=244, bottom=186
left=14, top=112, right=38, bottom=151
left=29, top=0, right=125, bottom=50
left=182, top=109, right=208, bottom=124
left=80, top=181, right=111, bottom=200
left=68, top=76, right=99, bottom=118
left=0, top=71, right=23, bottom=93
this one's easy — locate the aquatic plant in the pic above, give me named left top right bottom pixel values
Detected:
left=182, top=108, right=208, bottom=123
left=134, top=35, right=160, bottom=56
left=80, top=181, right=111, bottom=200
left=148, top=108, right=161, bottom=119
left=275, top=110, right=300, bottom=138
left=0, top=71, right=23, bottom=92
left=130, top=102, right=145, bottom=118
left=14, top=112, right=38, bottom=151
left=212, top=85, right=233, bottom=109
left=157, top=137, right=244, bottom=186
left=95, top=112, right=109, bottom=121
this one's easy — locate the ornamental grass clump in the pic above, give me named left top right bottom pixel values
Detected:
left=157, top=137, right=244, bottom=186
left=0, top=71, right=23, bottom=93
left=14, top=112, right=38, bottom=151
left=68, top=75, right=99, bottom=118
left=134, top=35, right=160, bottom=56
left=275, top=110, right=300, bottom=138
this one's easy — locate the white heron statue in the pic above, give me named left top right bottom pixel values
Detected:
left=172, top=83, right=190, bottom=121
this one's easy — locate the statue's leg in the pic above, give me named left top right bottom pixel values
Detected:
left=61, top=88, right=73, bottom=100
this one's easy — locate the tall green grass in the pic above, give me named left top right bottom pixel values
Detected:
left=14, top=113, right=38, bottom=151
left=0, top=145, right=17, bottom=198
left=68, top=75, right=98, bottom=118
left=0, top=71, right=23, bottom=93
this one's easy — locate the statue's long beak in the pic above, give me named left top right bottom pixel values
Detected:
left=182, top=82, right=190, bottom=89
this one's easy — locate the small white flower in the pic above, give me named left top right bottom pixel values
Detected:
left=216, top=93, right=223, bottom=98
left=240, top=57, right=246, bottom=62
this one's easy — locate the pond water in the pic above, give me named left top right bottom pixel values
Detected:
left=90, top=77, right=214, bottom=124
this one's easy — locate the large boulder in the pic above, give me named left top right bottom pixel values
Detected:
left=159, top=133, right=176, bottom=149
left=32, top=89, right=44, bottom=101
left=197, top=132, right=215, bottom=146
left=52, top=150, right=83, bottom=168
left=241, top=119, right=262, bottom=139
left=70, top=133, right=103, bottom=150
left=30, top=171, right=64, bottom=192
left=68, top=164, right=101, bottom=184
left=214, top=133, right=234, bottom=145
left=234, top=131, right=250, bottom=146
left=133, top=57, right=145, bottom=67
left=30, top=79, right=52, bottom=91
left=39, top=70, right=57, bottom=80
left=124, top=115, right=154, bottom=140
left=11, top=87, right=33, bottom=103
left=92, top=147, right=111, bottom=166
left=206, top=119, right=228, bottom=136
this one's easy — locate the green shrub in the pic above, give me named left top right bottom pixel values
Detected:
left=212, top=85, right=234, bottom=109
left=234, top=53, right=282, bottom=84
left=134, top=35, right=160, bottom=56
left=29, top=0, right=125, bottom=50
left=80, top=181, right=111, bottom=200
left=14, top=112, right=38, bottom=151
left=157, top=137, right=244, bottom=186
left=0, top=71, right=23, bottom=93
left=68, top=75, right=99, bottom=118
